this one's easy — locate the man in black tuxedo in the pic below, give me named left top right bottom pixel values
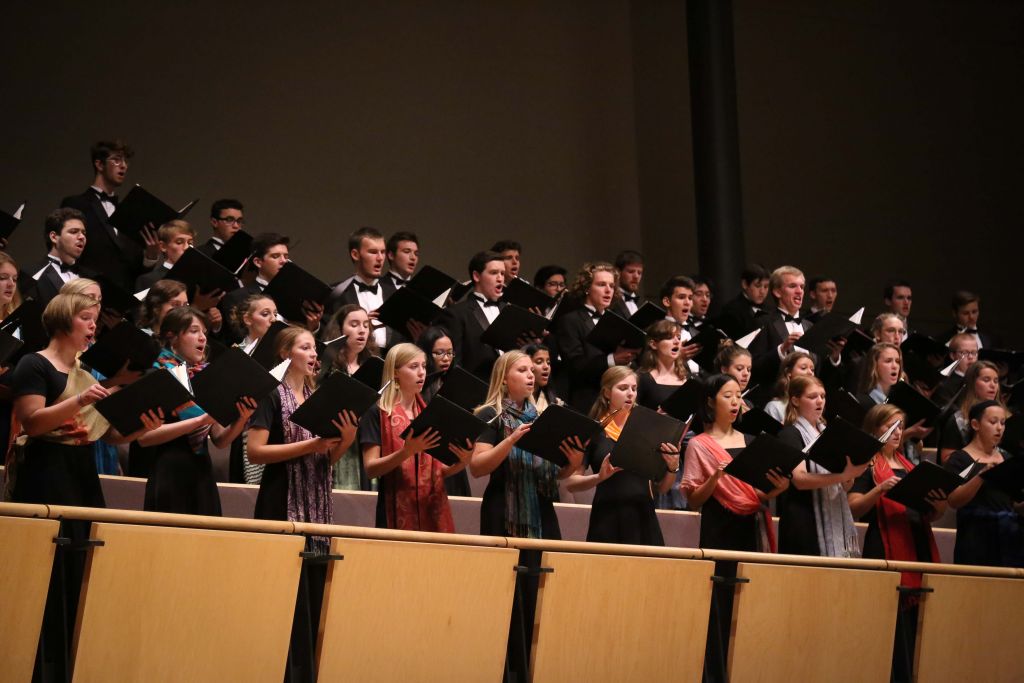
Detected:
left=60, top=140, right=159, bottom=292
left=24, top=208, right=90, bottom=308
left=219, top=232, right=292, bottom=342
left=435, top=251, right=506, bottom=381
left=749, top=265, right=814, bottom=390
left=804, top=275, right=837, bottom=324
left=611, top=250, right=644, bottom=318
left=384, top=230, right=419, bottom=290
left=714, top=263, right=771, bottom=340
left=325, top=226, right=398, bottom=347
left=882, top=279, right=913, bottom=341
left=938, top=290, right=998, bottom=350
left=689, top=274, right=713, bottom=330
left=197, top=199, right=244, bottom=258
left=491, top=239, right=525, bottom=284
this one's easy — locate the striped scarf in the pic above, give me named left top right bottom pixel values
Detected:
left=793, top=417, right=861, bottom=558
left=498, top=400, right=560, bottom=538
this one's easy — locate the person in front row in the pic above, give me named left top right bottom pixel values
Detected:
left=471, top=351, right=584, bottom=539
left=775, top=375, right=867, bottom=557
left=944, top=400, right=1022, bottom=567
left=359, top=343, right=471, bottom=531
left=565, top=366, right=679, bottom=546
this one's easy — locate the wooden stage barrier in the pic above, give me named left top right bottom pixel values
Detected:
left=530, top=552, right=714, bottom=682
left=1, top=503, right=1021, bottom=683
left=914, top=572, right=1024, bottom=682
left=315, top=537, right=517, bottom=681
left=0, top=510, right=59, bottom=683
left=728, top=562, right=901, bottom=682
left=71, top=522, right=305, bottom=683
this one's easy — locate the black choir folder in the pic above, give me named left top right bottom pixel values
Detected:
left=516, top=404, right=604, bottom=467
left=480, top=305, right=549, bottom=351
left=886, top=381, right=941, bottom=427
left=586, top=311, right=645, bottom=353
left=688, top=326, right=729, bottom=372
left=825, top=389, right=867, bottom=426
left=352, top=356, right=385, bottom=390
left=735, top=407, right=783, bottom=437
left=249, top=321, right=290, bottom=370
left=797, top=310, right=861, bottom=359
left=263, top=262, right=331, bottom=324
left=166, top=247, right=240, bottom=298
left=885, top=461, right=963, bottom=514
left=979, top=456, right=1024, bottom=501
left=803, top=418, right=885, bottom=473
left=108, top=185, right=198, bottom=239
left=189, top=348, right=283, bottom=425
left=0, top=201, right=24, bottom=240
left=609, top=406, right=687, bottom=481
left=0, top=299, right=48, bottom=363
left=288, top=372, right=380, bottom=438
left=0, top=330, right=23, bottom=366
left=80, top=320, right=161, bottom=378
left=628, top=302, right=667, bottom=332
left=659, top=380, right=703, bottom=422
left=212, top=230, right=254, bottom=274
left=94, top=368, right=194, bottom=435
left=374, top=286, right=442, bottom=330
left=436, top=366, right=489, bottom=411
left=402, top=395, right=489, bottom=467
left=407, top=265, right=458, bottom=301
left=723, top=434, right=804, bottom=494
left=502, top=277, right=555, bottom=312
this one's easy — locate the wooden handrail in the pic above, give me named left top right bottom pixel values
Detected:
left=1, top=502, right=1019, bottom=579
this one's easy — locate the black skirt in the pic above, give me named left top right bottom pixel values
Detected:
left=12, top=440, right=105, bottom=509
left=143, top=436, right=222, bottom=516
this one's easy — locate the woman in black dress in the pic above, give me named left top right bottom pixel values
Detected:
left=565, top=366, right=679, bottom=545
left=138, top=306, right=255, bottom=515
left=416, top=324, right=453, bottom=403
left=944, top=400, right=1023, bottom=567
left=470, top=350, right=584, bottom=539
left=717, top=344, right=753, bottom=411
left=635, top=319, right=688, bottom=410
left=524, top=342, right=563, bottom=413
left=938, top=360, right=1002, bottom=464
left=775, top=375, right=866, bottom=557
left=9, top=292, right=162, bottom=680
left=247, top=325, right=358, bottom=682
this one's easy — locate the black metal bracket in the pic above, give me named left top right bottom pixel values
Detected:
left=52, top=536, right=105, bottom=550
left=710, top=575, right=750, bottom=586
left=299, top=551, right=344, bottom=564
left=514, top=565, right=554, bottom=576
left=897, top=586, right=934, bottom=596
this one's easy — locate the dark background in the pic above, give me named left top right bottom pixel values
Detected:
left=3, top=1, right=1022, bottom=343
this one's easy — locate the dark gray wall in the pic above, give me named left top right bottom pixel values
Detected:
left=3, top=1, right=1022, bottom=342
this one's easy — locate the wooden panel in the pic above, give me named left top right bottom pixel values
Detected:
left=530, top=552, right=714, bottom=682
left=729, top=563, right=901, bottom=682
left=915, top=573, right=1024, bottom=682
left=0, top=516, right=59, bottom=683
left=72, top=523, right=304, bottom=683
left=316, top=537, right=517, bottom=681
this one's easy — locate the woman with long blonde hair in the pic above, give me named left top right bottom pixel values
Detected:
left=471, top=350, right=584, bottom=539
left=359, top=342, right=471, bottom=531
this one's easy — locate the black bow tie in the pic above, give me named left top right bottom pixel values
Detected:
left=689, top=315, right=704, bottom=327
left=390, top=274, right=409, bottom=286
left=50, top=258, right=78, bottom=275
left=752, top=306, right=765, bottom=316
left=475, top=295, right=499, bottom=308
left=93, top=190, right=118, bottom=205
left=587, top=308, right=603, bottom=319
left=355, top=280, right=380, bottom=295
left=959, top=327, right=978, bottom=335
left=621, top=292, right=637, bottom=303
left=782, top=313, right=802, bottom=324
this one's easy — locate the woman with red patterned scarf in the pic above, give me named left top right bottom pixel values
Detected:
left=849, top=403, right=947, bottom=682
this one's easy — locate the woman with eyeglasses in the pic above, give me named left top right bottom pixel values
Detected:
left=415, top=325, right=470, bottom=496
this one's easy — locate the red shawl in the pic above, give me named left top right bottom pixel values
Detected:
left=872, top=452, right=940, bottom=590
left=683, top=433, right=777, bottom=553
left=378, top=397, right=454, bottom=533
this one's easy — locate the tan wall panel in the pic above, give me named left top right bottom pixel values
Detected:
left=729, top=562, right=901, bottom=682
left=530, top=552, right=714, bottom=682
left=316, top=537, right=517, bottom=681
left=915, top=573, right=1024, bottom=682
left=72, top=523, right=303, bottom=683
left=0, top=516, right=59, bottom=683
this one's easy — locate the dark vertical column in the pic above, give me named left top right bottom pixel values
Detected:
left=687, top=0, right=745, bottom=301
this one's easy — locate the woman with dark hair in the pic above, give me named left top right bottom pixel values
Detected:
left=532, top=264, right=567, bottom=310
left=138, top=306, right=256, bottom=515
left=764, top=351, right=815, bottom=422
left=136, top=278, right=189, bottom=335
left=944, top=401, right=1023, bottom=567
left=416, top=324, right=454, bottom=403
left=635, top=319, right=688, bottom=410
left=717, top=344, right=754, bottom=412
left=523, top=342, right=562, bottom=413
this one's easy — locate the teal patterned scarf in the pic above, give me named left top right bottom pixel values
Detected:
left=498, top=399, right=560, bottom=538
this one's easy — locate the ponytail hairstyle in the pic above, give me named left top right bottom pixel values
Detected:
left=230, top=293, right=277, bottom=340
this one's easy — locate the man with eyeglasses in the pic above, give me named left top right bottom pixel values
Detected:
left=933, top=332, right=979, bottom=406
left=60, top=140, right=160, bottom=292
left=197, top=199, right=245, bottom=258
